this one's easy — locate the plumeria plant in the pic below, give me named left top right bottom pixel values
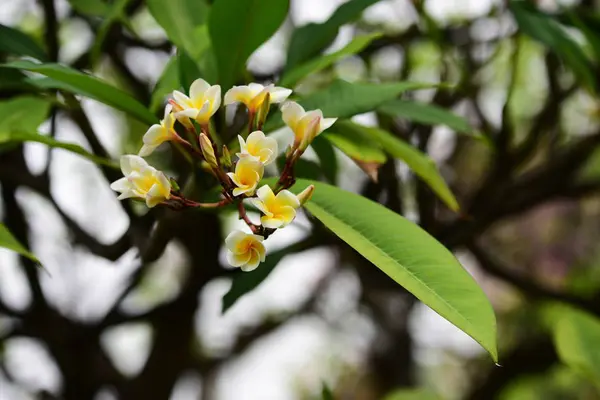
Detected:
left=111, top=79, right=333, bottom=272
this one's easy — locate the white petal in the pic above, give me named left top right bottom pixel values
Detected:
left=189, top=78, right=210, bottom=100
left=303, top=109, right=323, bottom=123
left=268, top=86, right=292, bottom=103
left=175, top=109, right=199, bottom=120
left=163, top=103, right=173, bottom=119
left=276, top=190, right=301, bottom=208
left=320, top=117, right=337, bottom=132
left=156, top=172, right=171, bottom=197
left=249, top=198, right=271, bottom=216
left=248, top=82, right=265, bottom=96
left=227, top=251, right=251, bottom=268
left=225, top=230, right=249, bottom=252
left=263, top=136, right=278, bottom=154
left=281, top=101, right=305, bottom=129
left=120, top=155, right=148, bottom=175
left=256, top=184, right=275, bottom=204
left=237, top=135, right=247, bottom=151
left=246, top=130, right=266, bottom=148
left=143, top=125, right=165, bottom=144
left=194, top=101, right=212, bottom=122
left=261, top=217, right=284, bottom=229
left=225, top=86, right=252, bottom=105
left=138, top=143, right=158, bottom=157
left=110, top=177, right=131, bottom=192
left=206, top=85, right=222, bottom=110
left=241, top=249, right=261, bottom=271
left=117, top=190, right=137, bottom=200
left=258, top=148, right=274, bottom=165
left=172, top=90, right=191, bottom=107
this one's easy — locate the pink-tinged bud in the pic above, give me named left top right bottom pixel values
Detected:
left=168, top=98, right=184, bottom=113
left=297, top=185, right=314, bottom=206
left=199, top=133, right=218, bottom=168
left=300, top=116, right=321, bottom=150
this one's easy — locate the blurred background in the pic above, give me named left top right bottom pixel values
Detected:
left=2, top=0, right=600, bottom=399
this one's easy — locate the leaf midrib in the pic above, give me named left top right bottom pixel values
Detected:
left=307, top=200, right=495, bottom=356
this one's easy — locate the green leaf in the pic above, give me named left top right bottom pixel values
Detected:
left=323, top=122, right=387, bottom=164
left=0, top=132, right=117, bottom=168
left=364, top=122, right=459, bottom=211
left=0, top=68, right=35, bottom=92
left=147, top=0, right=209, bottom=61
left=292, top=179, right=497, bottom=361
left=552, top=306, right=600, bottom=384
left=208, top=0, right=289, bottom=89
left=222, top=239, right=313, bottom=312
left=264, top=79, right=443, bottom=132
left=378, top=99, right=478, bottom=136
left=510, top=1, right=597, bottom=92
left=0, top=96, right=51, bottom=134
left=150, top=57, right=180, bottom=112
left=311, top=135, right=338, bottom=184
left=5, top=61, right=156, bottom=125
left=178, top=49, right=202, bottom=94
left=0, top=24, right=46, bottom=61
left=285, top=0, right=379, bottom=70
left=0, top=96, right=117, bottom=167
left=321, top=382, right=335, bottom=400
left=0, top=223, right=39, bottom=263
left=90, top=0, right=133, bottom=64
left=67, top=0, right=110, bottom=16
left=280, top=32, right=382, bottom=88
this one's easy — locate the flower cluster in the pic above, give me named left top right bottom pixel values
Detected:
left=110, top=79, right=336, bottom=271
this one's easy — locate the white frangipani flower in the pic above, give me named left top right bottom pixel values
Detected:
left=224, top=83, right=292, bottom=112
left=171, top=78, right=221, bottom=124
left=110, top=155, right=171, bottom=208
left=237, top=130, right=278, bottom=165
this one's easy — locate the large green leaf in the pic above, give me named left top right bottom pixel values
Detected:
left=285, top=0, right=379, bottom=70
left=0, top=96, right=51, bottom=133
left=279, top=32, right=382, bottom=88
left=311, top=135, right=338, bottom=184
left=0, top=24, right=46, bottom=60
left=378, top=99, right=477, bottom=135
left=553, top=306, right=600, bottom=383
left=208, top=0, right=289, bottom=89
left=264, top=79, right=442, bottom=132
left=323, top=122, right=387, bottom=164
left=510, top=1, right=596, bottom=92
left=5, top=61, right=156, bottom=125
left=147, top=0, right=209, bottom=61
left=0, top=132, right=117, bottom=168
left=294, top=179, right=497, bottom=360
left=0, top=96, right=116, bottom=167
left=150, top=57, right=180, bottom=112
left=333, top=121, right=459, bottom=211
left=0, top=223, right=39, bottom=263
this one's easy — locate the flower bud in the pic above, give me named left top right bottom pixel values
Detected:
left=255, top=92, right=271, bottom=129
left=222, top=145, right=232, bottom=168
left=297, top=185, right=315, bottom=206
left=199, top=133, right=218, bottom=168
left=299, top=116, right=321, bottom=151
left=169, top=177, right=180, bottom=192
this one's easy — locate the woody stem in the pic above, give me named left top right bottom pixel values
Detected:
left=237, top=200, right=258, bottom=233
